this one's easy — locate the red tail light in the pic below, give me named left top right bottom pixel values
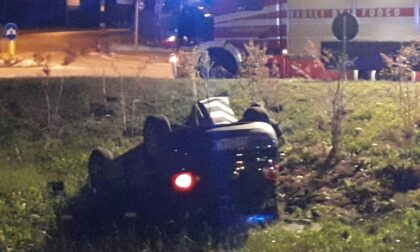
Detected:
left=262, top=164, right=282, bottom=181
left=171, top=172, right=197, bottom=192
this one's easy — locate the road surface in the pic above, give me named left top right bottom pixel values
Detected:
left=0, top=29, right=174, bottom=78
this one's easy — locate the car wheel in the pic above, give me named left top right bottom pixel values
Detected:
left=143, top=115, right=171, bottom=158
left=88, top=147, right=113, bottom=192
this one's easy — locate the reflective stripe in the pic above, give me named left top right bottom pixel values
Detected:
left=215, top=4, right=289, bottom=23
left=199, top=97, right=238, bottom=125
left=209, top=111, right=238, bottom=124
left=216, top=18, right=289, bottom=27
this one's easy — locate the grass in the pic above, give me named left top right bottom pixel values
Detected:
left=244, top=209, right=420, bottom=252
left=0, top=77, right=419, bottom=251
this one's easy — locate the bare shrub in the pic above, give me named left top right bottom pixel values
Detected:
left=288, top=40, right=335, bottom=80
left=287, top=44, right=351, bottom=169
left=129, top=57, right=156, bottom=136
left=324, top=78, right=346, bottom=168
left=175, top=48, right=202, bottom=79
left=239, top=41, right=270, bottom=101
left=380, top=42, right=420, bottom=81
left=120, top=75, right=128, bottom=135
left=270, top=58, right=281, bottom=78
left=110, top=58, right=155, bottom=137
left=56, top=77, right=64, bottom=115
left=240, top=40, right=269, bottom=79
left=36, top=54, right=66, bottom=134
left=40, top=54, right=52, bottom=130
left=110, top=63, right=128, bottom=135
left=396, top=82, right=420, bottom=152
left=174, top=48, right=209, bottom=100
left=102, top=67, right=107, bottom=104
left=289, top=40, right=320, bottom=80
left=381, top=42, right=420, bottom=154
left=323, top=51, right=353, bottom=169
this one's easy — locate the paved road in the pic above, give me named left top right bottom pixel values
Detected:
left=0, top=30, right=174, bottom=78
left=0, top=29, right=130, bottom=53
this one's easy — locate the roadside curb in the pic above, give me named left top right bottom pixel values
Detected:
left=110, top=44, right=171, bottom=54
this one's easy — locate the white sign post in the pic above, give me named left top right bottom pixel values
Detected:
left=134, top=0, right=144, bottom=47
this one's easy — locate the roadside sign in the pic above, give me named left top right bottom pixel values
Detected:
left=137, top=0, right=145, bottom=10
left=332, top=13, right=358, bottom=41
left=332, top=12, right=358, bottom=80
left=100, top=0, right=106, bottom=12
left=5, top=23, right=18, bottom=41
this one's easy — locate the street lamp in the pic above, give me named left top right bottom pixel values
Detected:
left=66, top=0, right=81, bottom=27
left=100, top=0, right=106, bottom=28
left=282, top=48, right=288, bottom=78
left=134, top=0, right=138, bottom=46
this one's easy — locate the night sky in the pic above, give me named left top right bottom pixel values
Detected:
left=1, top=0, right=133, bottom=29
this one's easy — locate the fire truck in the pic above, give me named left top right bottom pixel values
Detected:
left=139, top=0, right=420, bottom=79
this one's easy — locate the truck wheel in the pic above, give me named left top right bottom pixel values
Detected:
left=144, top=115, right=171, bottom=158
left=207, top=48, right=238, bottom=78
left=210, top=65, right=234, bottom=79
left=88, top=147, right=113, bottom=192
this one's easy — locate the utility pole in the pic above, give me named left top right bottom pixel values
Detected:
left=342, top=14, right=348, bottom=81
left=2, top=0, right=8, bottom=24
left=100, top=0, right=106, bottom=28
left=65, top=2, right=69, bottom=27
left=134, top=0, right=139, bottom=47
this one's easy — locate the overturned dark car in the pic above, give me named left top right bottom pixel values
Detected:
left=85, top=97, right=283, bottom=228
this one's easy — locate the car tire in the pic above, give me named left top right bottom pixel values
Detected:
left=143, top=115, right=172, bottom=158
left=88, top=147, right=113, bottom=192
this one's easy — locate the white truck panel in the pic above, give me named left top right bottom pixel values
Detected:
left=287, top=0, right=420, bottom=54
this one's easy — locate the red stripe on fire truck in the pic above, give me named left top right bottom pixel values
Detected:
left=290, top=7, right=416, bottom=19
